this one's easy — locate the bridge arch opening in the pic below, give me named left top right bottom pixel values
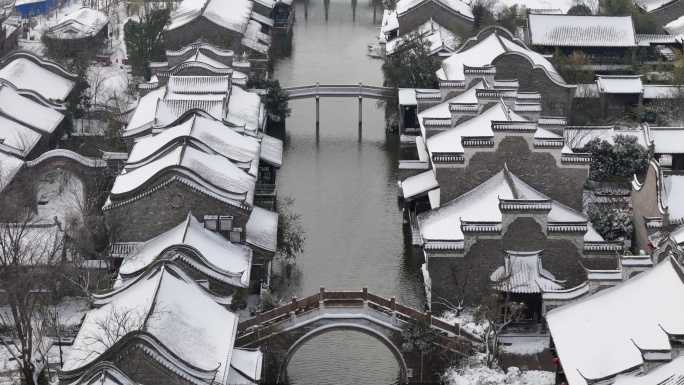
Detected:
left=279, top=323, right=408, bottom=383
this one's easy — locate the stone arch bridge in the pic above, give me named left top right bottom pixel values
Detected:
left=235, top=287, right=481, bottom=384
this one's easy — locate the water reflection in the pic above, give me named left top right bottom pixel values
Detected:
left=286, top=331, right=401, bottom=385
left=269, top=0, right=426, bottom=382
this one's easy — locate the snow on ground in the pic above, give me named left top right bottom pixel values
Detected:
left=51, top=297, right=89, bottom=327
left=0, top=345, right=21, bottom=385
left=20, top=0, right=84, bottom=43
left=86, top=64, right=133, bottom=108
left=35, top=169, right=85, bottom=227
left=443, top=354, right=554, bottom=385
left=438, top=309, right=488, bottom=339
left=499, top=337, right=548, bottom=355
left=0, top=342, right=74, bottom=384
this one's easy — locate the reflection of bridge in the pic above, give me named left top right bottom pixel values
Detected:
left=235, top=287, right=480, bottom=383
left=283, top=83, right=392, bottom=125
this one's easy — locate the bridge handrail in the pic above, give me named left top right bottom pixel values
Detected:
left=283, top=84, right=390, bottom=91
left=237, top=288, right=467, bottom=339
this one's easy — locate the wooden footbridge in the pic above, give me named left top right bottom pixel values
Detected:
left=283, top=83, right=392, bottom=125
left=235, top=287, right=481, bottom=383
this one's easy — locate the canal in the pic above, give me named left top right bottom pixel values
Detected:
left=268, top=0, right=426, bottom=383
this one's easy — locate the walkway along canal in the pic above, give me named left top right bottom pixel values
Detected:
left=268, top=0, right=427, bottom=383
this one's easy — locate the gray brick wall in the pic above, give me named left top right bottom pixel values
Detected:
left=435, top=136, right=588, bottom=211
left=105, top=180, right=250, bottom=242
left=493, top=54, right=575, bottom=120
left=164, top=18, right=244, bottom=51
left=428, top=217, right=587, bottom=310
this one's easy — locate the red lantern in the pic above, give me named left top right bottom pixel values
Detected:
left=648, top=241, right=653, bottom=248
left=553, top=358, right=560, bottom=365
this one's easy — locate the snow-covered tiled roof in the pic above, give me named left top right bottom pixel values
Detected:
left=228, top=348, right=263, bottom=384
left=490, top=251, right=563, bottom=293
left=243, top=19, right=272, bottom=54
left=130, top=116, right=260, bottom=170
left=124, top=87, right=166, bottom=135
left=396, top=0, right=473, bottom=19
left=426, top=101, right=527, bottom=154
left=643, top=85, right=681, bottom=99
left=635, top=0, right=676, bottom=12
left=650, top=127, right=684, bottom=154
left=64, top=264, right=239, bottom=385
left=528, top=14, right=636, bottom=47
left=613, top=355, right=684, bottom=385
left=417, top=168, right=589, bottom=242
left=0, top=85, right=64, bottom=134
left=664, top=15, right=684, bottom=36
left=155, top=98, right=225, bottom=126
left=0, top=152, right=23, bottom=192
left=246, top=206, right=278, bottom=253
left=381, top=10, right=399, bottom=36
left=259, top=134, right=283, bottom=168
left=635, top=34, right=679, bottom=45
left=596, top=75, right=643, bottom=94
left=167, top=75, right=231, bottom=95
left=564, top=126, right=650, bottom=150
left=498, top=0, right=573, bottom=12
left=437, top=31, right=565, bottom=85
left=546, top=258, right=684, bottom=385
left=168, top=40, right=235, bottom=59
left=128, top=115, right=260, bottom=175
left=117, top=214, right=251, bottom=286
left=184, top=50, right=230, bottom=71
left=386, top=19, right=459, bottom=56
left=0, top=115, right=41, bottom=158
left=399, top=88, right=432, bottom=106
left=0, top=57, right=75, bottom=101
left=46, top=7, right=108, bottom=39
left=226, top=86, right=263, bottom=134
left=402, top=169, right=438, bottom=199
left=110, top=143, right=256, bottom=206
left=167, top=0, right=253, bottom=34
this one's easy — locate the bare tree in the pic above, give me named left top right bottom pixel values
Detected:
left=0, top=217, right=66, bottom=385
left=564, top=126, right=602, bottom=151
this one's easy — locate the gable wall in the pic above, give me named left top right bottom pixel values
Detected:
left=105, top=179, right=250, bottom=242
left=492, top=54, right=575, bottom=120
left=650, top=0, right=684, bottom=32
left=426, top=217, right=587, bottom=311
left=435, top=136, right=588, bottom=211
left=397, top=1, right=473, bottom=36
left=164, top=18, right=244, bottom=51
left=631, top=163, right=663, bottom=254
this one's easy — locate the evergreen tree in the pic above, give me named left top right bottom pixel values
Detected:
left=567, top=4, right=593, bottom=15
left=382, top=34, right=441, bottom=89
left=124, top=6, right=171, bottom=80
left=246, top=74, right=292, bottom=123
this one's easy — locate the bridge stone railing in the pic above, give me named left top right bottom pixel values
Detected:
left=236, top=287, right=480, bottom=346
left=283, top=83, right=392, bottom=100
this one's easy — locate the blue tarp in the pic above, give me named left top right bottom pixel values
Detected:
left=15, top=0, right=55, bottom=19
